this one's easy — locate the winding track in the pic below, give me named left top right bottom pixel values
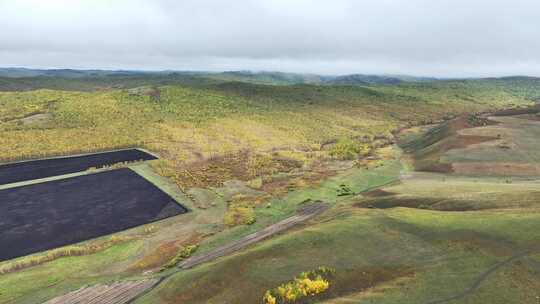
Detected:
left=425, top=246, right=540, bottom=304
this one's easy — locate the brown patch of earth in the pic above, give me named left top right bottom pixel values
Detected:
left=261, top=178, right=293, bottom=195
left=416, top=134, right=498, bottom=173
left=362, top=189, right=396, bottom=197
left=492, top=105, right=540, bottom=117
left=261, top=160, right=347, bottom=196
left=355, top=196, right=494, bottom=212
left=401, top=114, right=500, bottom=173
left=130, top=234, right=203, bottom=272
left=130, top=241, right=179, bottom=271
left=452, top=162, right=540, bottom=176
left=434, top=134, right=498, bottom=154
left=320, top=275, right=414, bottom=304
left=20, top=113, right=52, bottom=125
left=443, top=232, right=517, bottom=257
left=421, top=163, right=454, bottom=173
left=447, top=114, right=498, bottom=131
left=515, top=113, right=540, bottom=121
left=174, top=150, right=303, bottom=189
left=355, top=195, right=443, bottom=210
left=318, top=267, right=415, bottom=304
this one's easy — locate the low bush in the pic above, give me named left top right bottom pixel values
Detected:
left=161, top=244, right=199, bottom=270
left=329, top=138, right=370, bottom=160
left=224, top=205, right=256, bottom=227
left=263, top=267, right=335, bottom=303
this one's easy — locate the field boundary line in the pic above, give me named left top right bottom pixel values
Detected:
left=0, top=147, right=145, bottom=166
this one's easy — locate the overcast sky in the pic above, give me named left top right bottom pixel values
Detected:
left=1, top=0, right=539, bottom=77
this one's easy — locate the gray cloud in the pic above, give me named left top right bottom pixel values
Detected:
left=1, top=0, right=539, bottom=77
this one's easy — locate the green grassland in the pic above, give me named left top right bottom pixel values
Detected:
left=138, top=207, right=540, bottom=304
left=136, top=117, right=540, bottom=304
left=1, top=75, right=540, bottom=303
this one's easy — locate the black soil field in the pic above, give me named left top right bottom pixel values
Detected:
left=0, top=168, right=187, bottom=262
left=0, top=149, right=157, bottom=185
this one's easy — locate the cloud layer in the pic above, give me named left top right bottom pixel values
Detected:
left=1, top=0, right=539, bottom=76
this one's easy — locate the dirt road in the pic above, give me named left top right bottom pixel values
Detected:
left=178, top=202, right=329, bottom=269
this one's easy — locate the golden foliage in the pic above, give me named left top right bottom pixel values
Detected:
left=224, top=205, right=256, bottom=227
left=329, top=138, right=371, bottom=160
left=263, top=267, right=334, bottom=303
left=161, top=244, right=199, bottom=270
left=263, top=291, right=277, bottom=304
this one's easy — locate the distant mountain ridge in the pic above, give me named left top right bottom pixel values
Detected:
left=0, top=68, right=436, bottom=85
left=207, top=71, right=438, bottom=85
left=0, top=68, right=158, bottom=78
left=0, top=68, right=538, bottom=90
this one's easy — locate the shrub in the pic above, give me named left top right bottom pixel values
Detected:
left=336, top=184, right=354, bottom=196
left=161, top=244, right=199, bottom=270
left=224, top=205, right=256, bottom=227
left=247, top=177, right=264, bottom=189
left=263, top=267, right=335, bottom=304
left=263, top=291, right=277, bottom=304
left=329, top=138, right=370, bottom=160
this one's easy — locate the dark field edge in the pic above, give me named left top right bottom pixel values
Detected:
left=0, top=148, right=157, bottom=186
left=0, top=211, right=188, bottom=263
left=0, top=168, right=189, bottom=262
left=0, top=148, right=158, bottom=166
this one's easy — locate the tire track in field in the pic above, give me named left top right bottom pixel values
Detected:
left=425, top=246, right=540, bottom=304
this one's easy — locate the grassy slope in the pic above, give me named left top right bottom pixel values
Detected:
left=137, top=172, right=540, bottom=303
left=138, top=116, right=540, bottom=303
left=138, top=205, right=540, bottom=304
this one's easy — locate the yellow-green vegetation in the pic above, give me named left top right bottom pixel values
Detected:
left=329, top=138, right=371, bottom=160
left=263, top=267, right=334, bottom=303
left=224, top=205, right=256, bottom=227
left=161, top=245, right=199, bottom=270
left=0, top=80, right=533, bottom=189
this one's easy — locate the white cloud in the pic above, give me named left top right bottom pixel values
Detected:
left=1, top=0, right=539, bottom=77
